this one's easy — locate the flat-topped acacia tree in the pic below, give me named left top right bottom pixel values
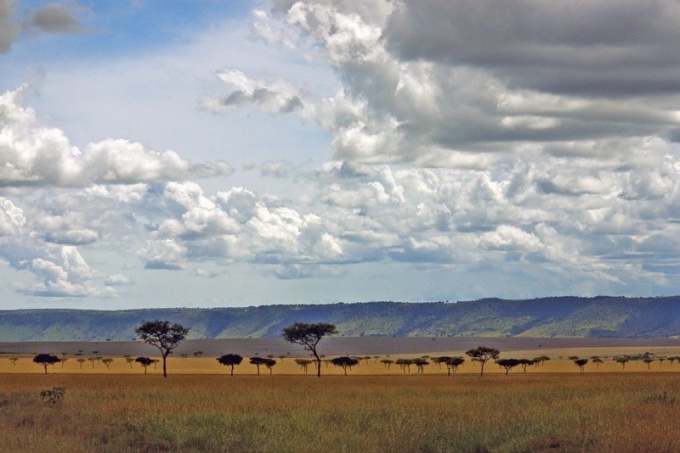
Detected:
left=283, top=322, right=337, bottom=378
left=33, top=353, right=60, bottom=374
left=135, top=321, right=189, bottom=378
left=466, top=346, right=500, bottom=377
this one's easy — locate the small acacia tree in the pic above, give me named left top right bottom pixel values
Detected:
left=574, top=358, right=588, bottom=373
left=533, top=356, right=551, bottom=367
left=496, top=358, right=521, bottom=375
left=135, top=356, right=153, bottom=375
left=614, top=356, right=630, bottom=370
left=294, top=358, right=313, bottom=374
left=466, top=346, right=500, bottom=376
left=445, top=357, right=465, bottom=376
left=33, top=354, right=60, bottom=374
left=380, top=359, right=395, bottom=370
left=432, top=356, right=452, bottom=370
left=250, top=356, right=269, bottom=376
left=396, top=358, right=413, bottom=373
left=413, top=357, right=429, bottom=374
left=283, top=322, right=337, bottom=378
left=135, top=320, right=189, bottom=378
left=264, top=358, right=276, bottom=375
left=217, top=354, right=243, bottom=377
left=331, top=356, right=359, bottom=376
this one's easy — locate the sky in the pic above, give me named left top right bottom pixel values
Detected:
left=1, top=0, right=680, bottom=310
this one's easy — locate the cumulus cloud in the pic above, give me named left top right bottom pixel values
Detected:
left=260, top=160, right=292, bottom=178
left=5, top=0, right=680, bottom=303
left=202, top=68, right=307, bottom=115
left=259, top=1, right=680, bottom=166
left=15, top=246, right=115, bottom=297
left=0, top=86, right=232, bottom=187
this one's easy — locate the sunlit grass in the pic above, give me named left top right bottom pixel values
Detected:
left=2, top=372, right=680, bottom=452
left=3, top=346, right=680, bottom=451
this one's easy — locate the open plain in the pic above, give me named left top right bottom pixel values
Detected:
left=2, top=339, right=680, bottom=451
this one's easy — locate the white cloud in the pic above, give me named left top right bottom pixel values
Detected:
left=3, top=1, right=680, bottom=306
left=0, top=86, right=232, bottom=187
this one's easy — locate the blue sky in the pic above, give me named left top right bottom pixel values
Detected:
left=1, top=0, right=680, bottom=309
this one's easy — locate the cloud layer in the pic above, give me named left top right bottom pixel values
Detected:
left=2, top=0, right=680, bottom=305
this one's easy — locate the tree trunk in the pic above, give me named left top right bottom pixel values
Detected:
left=313, top=352, right=322, bottom=378
left=44, top=364, right=48, bottom=374
left=162, top=355, right=168, bottom=378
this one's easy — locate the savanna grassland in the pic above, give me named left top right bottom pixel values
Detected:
left=3, top=348, right=680, bottom=452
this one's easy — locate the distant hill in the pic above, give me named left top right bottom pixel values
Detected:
left=1, top=296, right=680, bottom=341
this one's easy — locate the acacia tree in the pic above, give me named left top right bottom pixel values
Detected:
left=431, top=356, right=451, bottom=370
left=217, top=354, right=243, bottom=377
left=9, top=357, right=19, bottom=367
left=518, top=359, right=534, bottom=373
left=380, top=359, right=395, bottom=370
left=264, top=358, right=276, bottom=375
left=282, top=322, right=337, bottom=378
left=294, top=358, right=313, bottom=374
left=614, top=356, right=630, bottom=370
left=445, top=357, right=465, bottom=376
left=466, top=346, right=500, bottom=376
left=33, top=353, right=60, bottom=374
left=592, top=357, right=604, bottom=369
left=533, top=356, right=551, bottom=367
left=331, top=356, right=359, bottom=376
left=135, top=320, right=189, bottom=378
left=496, top=358, right=520, bottom=375
left=396, top=358, right=413, bottom=373
left=102, top=358, right=114, bottom=370
left=574, top=358, right=588, bottom=373
left=413, top=358, right=429, bottom=374
left=250, top=357, right=269, bottom=376
left=135, top=356, right=153, bottom=375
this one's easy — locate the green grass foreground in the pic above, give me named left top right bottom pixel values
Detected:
left=2, top=373, right=680, bottom=452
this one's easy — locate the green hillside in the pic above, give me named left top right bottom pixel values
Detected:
left=1, top=296, right=679, bottom=341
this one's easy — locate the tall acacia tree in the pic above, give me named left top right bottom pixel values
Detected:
left=135, top=321, right=189, bottom=378
left=283, top=322, right=337, bottom=378
left=466, top=346, right=500, bottom=377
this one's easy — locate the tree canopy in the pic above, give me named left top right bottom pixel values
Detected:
left=331, top=356, right=359, bottom=376
left=466, top=346, right=500, bottom=376
left=217, top=354, right=243, bottom=376
left=283, top=322, right=337, bottom=377
left=135, top=320, right=189, bottom=378
left=33, top=353, right=60, bottom=374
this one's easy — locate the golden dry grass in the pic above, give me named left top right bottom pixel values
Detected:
left=2, top=372, right=680, bottom=452
left=3, top=346, right=680, bottom=451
